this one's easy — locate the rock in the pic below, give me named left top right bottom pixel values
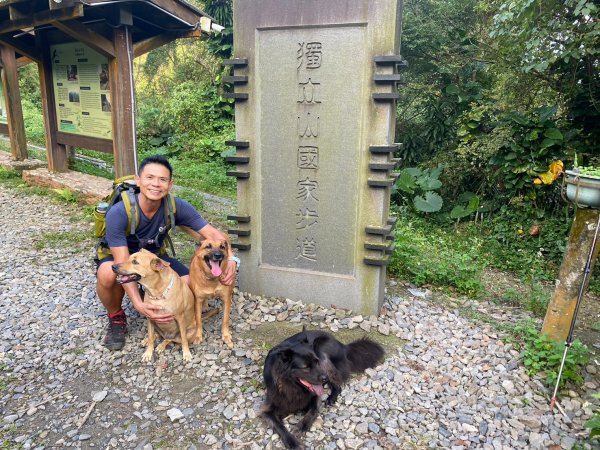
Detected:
left=166, top=408, right=184, bottom=422
left=93, top=390, right=108, bottom=402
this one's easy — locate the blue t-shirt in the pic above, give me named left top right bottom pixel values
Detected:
left=105, top=196, right=208, bottom=255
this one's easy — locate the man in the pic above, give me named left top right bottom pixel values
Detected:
left=96, top=155, right=237, bottom=350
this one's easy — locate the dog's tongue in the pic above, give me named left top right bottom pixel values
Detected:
left=299, top=378, right=325, bottom=396
left=210, top=260, right=222, bottom=277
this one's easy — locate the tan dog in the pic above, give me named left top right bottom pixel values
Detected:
left=189, top=239, right=235, bottom=348
left=112, top=249, right=216, bottom=362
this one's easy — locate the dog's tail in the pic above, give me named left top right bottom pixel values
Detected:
left=347, top=338, right=385, bottom=373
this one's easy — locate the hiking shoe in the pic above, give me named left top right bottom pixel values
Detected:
left=103, top=309, right=128, bottom=350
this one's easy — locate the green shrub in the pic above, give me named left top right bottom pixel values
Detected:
left=0, top=166, right=20, bottom=181
left=510, top=321, right=589, bottom=388
left=389, top=215, right=485, bottom=296
left=162, top=81, right=233, bottom=143
left=483, top=206, right=571, bottom=282
left=493, top=281, right=550, bottom=318
left=22, top=97, right=45, bottom=146
left=585, top=393, right=600, bottom=441
left=171, top=158, right=235, bottom=199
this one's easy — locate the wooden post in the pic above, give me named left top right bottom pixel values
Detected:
left=0, top=45, right=27, bottom=160
left=109, top=24, right=137, bottom=178
left=541, top=208, right=600, bottom=341
left=36, top=31, right=68, bottom=172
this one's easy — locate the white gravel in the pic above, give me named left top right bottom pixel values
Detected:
left=0, top=183, right=598, bottom=450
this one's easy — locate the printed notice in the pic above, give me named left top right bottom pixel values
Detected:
left=50, top=42, right=112, bottom=139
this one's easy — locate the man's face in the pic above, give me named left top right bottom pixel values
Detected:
left=136, top=163, right=173, bottom=202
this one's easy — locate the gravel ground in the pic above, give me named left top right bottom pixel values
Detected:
left=0, top=183, right=599, bottom=450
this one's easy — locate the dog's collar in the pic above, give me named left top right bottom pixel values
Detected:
left=148, top=275, right=176, bottom=300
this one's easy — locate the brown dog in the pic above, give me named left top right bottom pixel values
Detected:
left=189, top=239, right=235, bottom=348
left=112, top=249, right=216, bottom=362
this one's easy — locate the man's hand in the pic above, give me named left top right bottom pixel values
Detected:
left=132, top=297, right=174, bottom=323
left=220, top=261, right=237, bottom=286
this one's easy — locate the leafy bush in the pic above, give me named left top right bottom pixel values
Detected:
left=170, top=158, right=235, bottom=199
left=483, top=205, right=571, bottom=280
left=22, top=97, right=45, bottom=146
left=495, top=281, right=550, bottom=318
left=162, top=81, right=232, bottom=141
left=585, top=393, right=600, bottom=441
left=389, top=215, right=485, bottom=296
left=510, top=321, right=589, bottom=388
left=0, top=166, right=20, bottom=181
left=393, top=166, right=444, bottom=213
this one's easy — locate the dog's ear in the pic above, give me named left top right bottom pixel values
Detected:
left=195, top=239, right=205, bottom=249
left=279, top=348, right=295, bottom=363
left=221, top=239, right=230, bottom=251
left=313, top=335, right=328, bottom=353
left=151, top=257, right=170, bottom=271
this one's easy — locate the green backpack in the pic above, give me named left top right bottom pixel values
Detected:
left=94, top=175, right=177, bottom=261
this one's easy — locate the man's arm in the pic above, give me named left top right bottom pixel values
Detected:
left=198, top=224, right=237, bottom=286
left=111, top=246, right=174, bottom=323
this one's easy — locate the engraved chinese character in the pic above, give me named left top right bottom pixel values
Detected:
left=297, top=112, right=319, bottom=137
left=296, top=42, right=305, bottom=70
left=298, top=78, right=321, bottom=104
left=306, top=42, right=322, bottom=69
left=295, top=237, right=317, bottom=261
left=298, top=146, right=319, bottom=169
left=295, top=207, right=319, bottom=229
left=297, top=42, right=322, bottom=70
left=297, top=177, right=319, bottom=202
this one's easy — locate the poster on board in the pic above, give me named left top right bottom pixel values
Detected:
left=0, top=84, right=7, bottom=125
left=50, top=42, right=112, bottom=140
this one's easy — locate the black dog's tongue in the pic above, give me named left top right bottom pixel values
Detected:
left=298, top=378, right=325, bottom=396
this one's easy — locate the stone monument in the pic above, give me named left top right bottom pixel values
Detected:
left=225, top=0, right=404, bottom=314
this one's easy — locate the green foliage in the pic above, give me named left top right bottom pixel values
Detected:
left=69, top=159, right=113, bottom=180
left=487, top=106, right=572, bottom=205
left=51, top=188, right=79, bottom=203
left=176, top=187, right=206, bottom=211
left=510, top=321, right=589, bottom=388
left=490, top=0, right=599, bottom=163
left=171, top=158, right=235, bottom=199
left=0, top=166, right=20, bottom=181
left=162, top=81, right=232, bottom=142
left=389, top=215, right=485, bottom=296
left=483, top=206, right=570, bottom=282
left=18, top=64, right=41, bottom=107
left=33, top=230, right=91, bottom=250
left=22, top=97, right=45, bottom=146
left=450, top=192, right=480, bottom=220
left=496, top=281, right=549, bottom=318
left=202, top=0, right=233, bottom=59
left=585, top=393, right=600, bottom=440
left=394, top=166, right=444, bottom=213
left=397, top=0, right=489, bottom=166
left=576, top=166, right=600, bottom=178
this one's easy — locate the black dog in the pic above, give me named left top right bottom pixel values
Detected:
left=261, top=330, right=384, bottom=449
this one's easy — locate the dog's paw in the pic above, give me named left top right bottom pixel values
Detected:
left=325, top=395, right=338, bottom=406
left=191, top=334, right=203, bottom=345
left=182, top=351, right=192, bottom=362
left=282, top=435, right=302, bottom=450
left=141, top=350, right=153, bottom=362
left=294, top=421, right=311, bottom=435
left=223, top=334, right=233, bottom=349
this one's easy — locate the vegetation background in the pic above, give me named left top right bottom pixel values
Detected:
left=12, top=0, right=600, bottom=306
left=4, top=0, right=600, bottom=440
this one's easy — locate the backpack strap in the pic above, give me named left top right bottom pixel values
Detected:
left=121, top=190, right=139, bottom=236
left=162, top=193, right=177, bottom=256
